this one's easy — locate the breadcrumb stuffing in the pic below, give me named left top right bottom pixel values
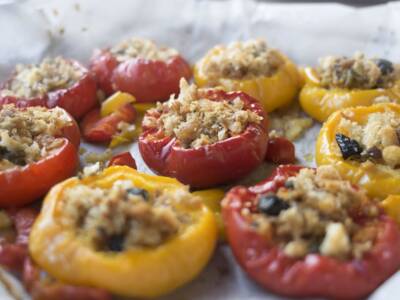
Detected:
left=250, top=166, right=378, bottom=259
left=337, top=108, right=400, bottom=168
left=61, top=180, right=200, bottom=250
left=1, top=57, right=83, bottom=99
left=143, top=79, right=262, bottom=148
left=199, top=39, right=284, bottom=81
left=317, top=53, right=399, bottom=89
left=110, top=38, right=178, bottom=62
left=0, top=105, right=72, bottom=170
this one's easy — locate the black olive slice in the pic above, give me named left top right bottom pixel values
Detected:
left=258, top=195, right=290, bottom=216
left=364, top=146, right=382, bottom=161
left=284, top=181, right=294, bottom=189
left=107, top=234, right=124, bottom=252
left=335, top=133, right=363, bottom=160
left=374, top=59, right=394, bottom=76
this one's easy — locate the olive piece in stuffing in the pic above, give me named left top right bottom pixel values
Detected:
left=335, top=133, right=363, bottom=160
left=363, top=146, right=382, bottom=162
left=284, top=181, right=294, bottom=189
left=127, top=188, right=149, bottom=200
left=0, top=146, right=26, bottom=166
left=374, top=59, right=394, bottom=76
left=258, top=194, right=290, bottom=216
left=107, top=234, right=124, bottom=252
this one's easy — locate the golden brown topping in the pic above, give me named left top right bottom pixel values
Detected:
left=61, top=180, right=200, bottom=250
left=251, top=166, right=377, bottom=259
left=317, top=53, right=399, bottom=89
left=199, top=39, right=284, bottom=81
left=1, top=57, right=83, bottom=99
left=110, top=38, right=178, bottom=62
left=143, top=79, right=262, bottom=148
left=0, top=105, right=72, bottom=170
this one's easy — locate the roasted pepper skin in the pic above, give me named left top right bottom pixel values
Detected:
left=265, top=137, right=296, bottom=164
left=300, top=67, right=400, bottom=122
left=0, top=60, right=97, bottom=120
left=108, top=152, right=136, bottom=169
left=29, top=166, right=217, bottom=298
left=316, top=103, right=400, bottom=199
left=139, top=89, right=268, bottom=188
left=194, top=53, right=301, bottom=113
left=90, top=50, right=192, bottom=103
left=222, top=165, right=400, bottom=299
left=0, top=109, right=80, bottom=207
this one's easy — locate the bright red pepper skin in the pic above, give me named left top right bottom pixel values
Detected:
left=80, top=103, right=136, bottom=143
left=265, top=137, right=295, bottom=164
left=90, top=50, right=192, bottom=103
left=0, top=111, right=80, bottom=208
left=0, top=60, right=97, bottom=120
left=139, top=90, right=268, bottom=188
left=108, top=152, right=137, bottom=169
left=0, top=208, right=37, bottom=273
left=222, top=165, right=400, bottom=299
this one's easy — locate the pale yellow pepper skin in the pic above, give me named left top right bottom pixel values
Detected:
left=29, top=166, right=217, bottom=298
left=300, top=67, right=400, bottom=122
left=316, top=103, right=400, bottom=199
left=194, top=51, right=301, bottom=113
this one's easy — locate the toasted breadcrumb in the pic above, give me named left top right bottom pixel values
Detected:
left=317, top=53, right=399, bottom=89
left=250, top=166, right=377, bottom=259
left=110, top=38, right=178, bottom=62
left=62, top=180, right=200, bottom=250
left=0, top=105, right=72, bottom=170
left=143, top=79, right=262, bottom=148
left=1, top=57, right=83, bottom=99
left=199, top=39, right=284, bottom=81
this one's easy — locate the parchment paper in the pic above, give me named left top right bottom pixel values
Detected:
left=0, top=0, right=399, bottom=299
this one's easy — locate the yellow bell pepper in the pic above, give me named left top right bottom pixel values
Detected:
left=108, top=102, right=156, bottom=148
left=101, top=91, right=136, bottom=117
left=382, top=195, right=400, bottom=225
left=29, top=166, right=217, bottom=298
left=316, top=103, right=400, bottom=199
left=194, top=51, right=301, bottom=113
left=300, top=67, right=400, bottom=122
left=193, top=189, right=226, bottom=241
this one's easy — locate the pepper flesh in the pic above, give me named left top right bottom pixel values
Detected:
left=194, top=53, right=301, bottom=113
left=316, top=103, right=400, bottom=199
left=222, top=165, right=400, bottom=299
left=29, top=166, right=217, bottom=298
left=300, top=67, right=400, bottom=122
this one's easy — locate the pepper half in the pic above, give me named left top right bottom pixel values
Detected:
left=194, top=52, right=301, bottom=113
left=316, top=103, right=400, bottom=199
left=138, top=88, right=268, bottom=188
left=300, top=67, right=400, bottom=122
left=222, top=165, right=400, bottom=299
left=0, top=58, right=97, bottom=120
left=29, top=166, right=217, bottom=298
left=0, top=106, right=80, bottom=207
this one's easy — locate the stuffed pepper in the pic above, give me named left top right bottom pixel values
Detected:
left=300, top=53, right=400, bottom=122
left=222, top=164, right=400, bottom=299
left=0, top=105, right=80, bottom=207
left=29, top=166, right=217, bottom=298
left=90, top=38, right=192, bottom=103
left=139, top=79, right=268, bottom=188
left=316, top=103, right=400, bottom=199
left=0, top=57, right=97, bottom=120
left=194, top=39, right=301, bottom=113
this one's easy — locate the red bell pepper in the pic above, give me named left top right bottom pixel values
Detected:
left=0, top=59, right=97, bottom=120
left=222, top=165, right=400, bottom=299
left=90, top=49, right=191, bottom=102
left=80, top=103, right=136, bottom=143
left=265, top=137, right=296, bottom=164
left=108, top=152, right=136, bottom=169
left=0, top=108, right=80, bottom=207
left=139, top=89, right=268, bottom=188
